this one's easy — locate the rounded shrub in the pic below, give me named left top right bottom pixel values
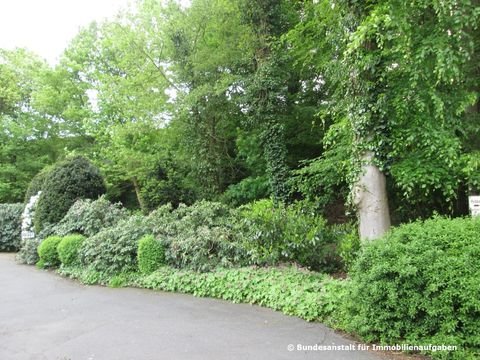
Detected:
left=347, top=216, right=480, bottom=359
left=57, top=234, right=86, bottom=267
left=24, top=166, right=53, bottom=202
left=137, top=235, right=165, bottom=274
left=37, top=236, right=63, bottom=268
left=34, top=157, right=106, bottom=232
left=0, top=203, right=23, bottom=251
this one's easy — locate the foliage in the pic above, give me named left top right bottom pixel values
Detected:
left=335, top=224, right=361, bottom=272
left=37, top=235, right=62, bottom=268
left=221, top=176, right=270, bottom=207
left=0, top=203, right=23, bottom=251
left=24, top=167, right=52, bottom=203
left=137, top=235, right=165, bottom=274
left=34, top=157, right=106, bottom=231
left=0, top=48, right=90, bottom=204
left=79, top=215, right=151, bottom=273
left=347, top=216, right=480, bottom=359
left=57, top=234, right=86, bottom=267
left=52, top=196, right=129, bottom=237
left=239, top=199, right=342, bottom=272
left=148, top=201, right=250, bottom=271
left=16, top=237, right=41, bottom=265
left=287, top=0, right=480, bottom=221
left=59, top=264, right=346, bottom=323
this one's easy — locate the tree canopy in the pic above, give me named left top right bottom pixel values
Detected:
left=1, top=0, right=478, bottom=239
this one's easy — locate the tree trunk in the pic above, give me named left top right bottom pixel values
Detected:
left=132, top=176, right=147, bottom=214
left=354, top=151, right=391, bottom=241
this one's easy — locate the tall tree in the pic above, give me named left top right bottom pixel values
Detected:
left=287, top=0, right=480, bottom=239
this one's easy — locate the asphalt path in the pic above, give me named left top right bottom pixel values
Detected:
left=0, top=253, right=390, bottom=360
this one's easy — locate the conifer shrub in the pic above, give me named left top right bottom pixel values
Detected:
left=34, top=157, right=106, bottom=232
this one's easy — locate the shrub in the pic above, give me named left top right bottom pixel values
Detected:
left=57, top=234, right=85, bottom=266
left=334, top=223, right=360, bottom=271
left=347, top=216, right=480, bottom=359
left=52, top=196, right=129, bottom=237
left=16, top=238, right=41, bottom=265
left=34, top=157, right=106, bottom=232
left=37, top=236, right=62, bottom=268
left=239, top=199, right=342, bottom=272
left=80, top=215, right=151, bottom=273
left=137, top=235, right=165, bottom=274
left=148, top=201, right=250, bottom=271
left=0, top=203, right=23, bottom=251
left=24, top=166, right=52, bottom=202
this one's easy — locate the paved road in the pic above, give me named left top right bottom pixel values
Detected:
left=0, top=253, right=388, bottom=360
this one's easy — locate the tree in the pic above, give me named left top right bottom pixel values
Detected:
left=287, top=0, right=480, bottom=239
left=0, top=49, right=64, bottom=202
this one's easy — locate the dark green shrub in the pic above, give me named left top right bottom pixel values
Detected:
left=80, top=215, right=151, bottom=273
left=347, top=217, right=480, bottom=360
left=239, top=199, right=342, bottom=272
left=24, top=166, right=53, bottom=202
left=0, top=203, right=23, bottom=251
left=52, top=196, right=129, bottom=237
left=37, top=236, right=62, bottom=268
left=137, top=235, right=165, bottom=274
left=57, top=234, right=85, bottom=266
left=34, top=157, right=106, bottom=232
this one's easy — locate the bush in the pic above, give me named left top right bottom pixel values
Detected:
left=239, top=199, right=342, bottom=272
left=347, top=216, right=480, bottom=359
left=37, top=236, right=62, bottom=268
left=137, top=235, right=165, bottom=274
left=0, top=203, right=23, bottom=251
left=80, top=215, right=151, bottom=273
left=34, top=157, right=106, bottom=232
left=24, top=166, right=52, bottom=202
left=16, top=238, right=41, bottom=265
left=52, top=196, right=129, bottom=237
left=148, top=201, right=250, bottom=271
left=57, top=234, right=85, bottom=266
left=335, top=223, right=360, bottom=271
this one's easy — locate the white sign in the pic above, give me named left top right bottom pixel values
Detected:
left=469, top=196, right=480, bottom=217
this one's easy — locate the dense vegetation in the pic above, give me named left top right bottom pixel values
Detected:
left=1, top=0, right=479, bottom=359
left=0, top=203, right=23, bottom=251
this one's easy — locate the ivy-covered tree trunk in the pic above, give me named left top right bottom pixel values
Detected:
left=241, top=0, right=292, bottom=203
left=354, top=151, right=391, bottom=240
left=261, top=122, right=290, bottom=202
